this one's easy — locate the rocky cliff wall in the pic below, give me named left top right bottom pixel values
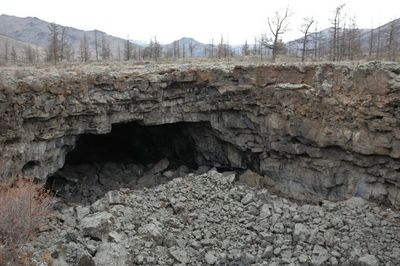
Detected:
left=1, top=62, right=399, bottom=206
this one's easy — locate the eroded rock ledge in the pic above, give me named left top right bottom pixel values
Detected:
left=1, top=62, right=400, bottom=206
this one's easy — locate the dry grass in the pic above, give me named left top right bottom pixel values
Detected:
left=0, top=179, right=55, bottom=265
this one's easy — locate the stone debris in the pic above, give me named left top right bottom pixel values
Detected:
left=27, top=170, right=400, bottom=265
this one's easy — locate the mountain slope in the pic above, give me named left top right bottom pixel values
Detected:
left=0, top=14, right=128, bottom=60
left=286, top=17, right=400, bottom=59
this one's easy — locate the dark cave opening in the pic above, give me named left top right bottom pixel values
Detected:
left=64, top=121, right=200, bottom=168
left=47, top=121, right=210, bottom=204
left=47, top=121, right=259, bottom=205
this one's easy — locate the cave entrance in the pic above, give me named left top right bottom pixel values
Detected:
left=47, top=121, right=211, bottom=204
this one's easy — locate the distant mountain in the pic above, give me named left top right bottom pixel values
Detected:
left=162, top=37, right=206, bottom=57
left=162, top=37, right=243, bottom=57
left=0, top=14, right=129, bottom=60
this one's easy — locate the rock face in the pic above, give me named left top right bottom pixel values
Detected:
left=1, top=62, right=400, bottom=206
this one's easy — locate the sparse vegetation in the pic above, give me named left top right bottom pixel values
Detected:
left=0, top=179, right=54, bottom=265
left=0, top=4, right=399, bottom=65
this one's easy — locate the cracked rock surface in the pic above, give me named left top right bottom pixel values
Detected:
left=1, top=62, right=400, bottom=206
left=29, top=170, right=400, bottom=265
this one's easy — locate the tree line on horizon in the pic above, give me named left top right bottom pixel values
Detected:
left=0, top=3, right=398, bottom=65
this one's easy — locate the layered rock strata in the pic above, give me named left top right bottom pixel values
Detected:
left=0, top=62, right=399, bottom=206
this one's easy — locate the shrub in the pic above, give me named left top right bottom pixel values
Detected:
left=0, top=179, right=55, bottom=265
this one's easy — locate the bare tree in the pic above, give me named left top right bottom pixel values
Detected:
left=330, top=4, right=345, bottom=61
left=242, top=40, right=250, bottom=56
left=376, top=25, right=382, bottom=60
left=209, top=38, right=215, bottom=58
left=101, top=34, right=111, bottom=60
left=261, top=7, right=290, bottom=62
left=252, top=37, right=258, bottom=57
left=47, top=23, right=60, bottom=64
left=182, top=43, right=186, bottom=58
left=153, top=37, right=162, bottom=60
left=24, top=46, right=36, bottom=64
left=94, top=30, right=99, bottom=61
left=173, top=40, right=180, bottom=58
left=117, top=42, right=121, bottom=61
left=368, top=26, right=374, bottom=58
left=3, top=41, right=9, bottom=62
left=386, top=20, right=398, bottom=61
left=216, top=35, right=233, bottom=59
left=346, top=16, right=361, bottom=60
left=313, top=22, right=320, bottom=60
left=124, top=36, right=131, bottom=61
left=80, top=33, right=90, bottom=62
left=10, top=46, right=17, bottom=64
left=217, top=35, right=225, bottom=58
left=59, top=26, right=69, bottom=61
left=300, top=17, right=315, bottom=62
left=188, top=40, right=196, bottom=57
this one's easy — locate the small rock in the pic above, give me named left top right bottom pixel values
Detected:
left=138, top=222, right=164, bottom=244
left=108, top=231, right=123, bottom=243
left=176, top=165, right=190, bottom=177
left=240, top=252, right=256, bottom=264
left=343, top=197, right=367, bottom=209
left=312, top=245, right=330, bottom=266
left=293, top=223, right=310, bottom=242
left=151, top=158, right=170, bottom=174
left=205, top=252, right=218, bottom=265
left=358, top=254, right=379, bottom=266
left=239, top=170, right=262, bottom=187
left=75, top=205, right=90, bottom=220
left=272, top=223, right=285, bottom=233
left=330, top=256, right=339, bottom=265
left=260, top=204, right=272, bottom=218
left=163, top=170, right=175, bottom=178
left=263, top=245, right=274, bottom=258
left=80, top=212, right=113, bottom=239
left=106, top=191, right=124, bottom=205
left=196, top=165, right=210, bottom=174
left=241, top=192, right=254, bottom=205
left=169, top=246, right=189, bottom=263
left=298, top=254, right=308, bottom=263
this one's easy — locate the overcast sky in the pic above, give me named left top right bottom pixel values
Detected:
left=2, top=0, right=399, bottom=45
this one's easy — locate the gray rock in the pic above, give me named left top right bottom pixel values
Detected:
left=241, top=192, right=254, bottom=205
left=240, top=252, right=256, bottom=264
left=205, top=251, right=218, bottom=265
left=169, top=246, right=189, bottom=263
left=80, top=212, right=113, bottom=239
left=163, top=170, right=175, bottom=178
left=151, top=158, right=170, bottom=174
left=293, top=223, right=310, bottom=242
left=108, top=231, right=123, bottom=243
left=138, top=222, right=164, bottom=244
left=358, top=254, right=379, bottom=266
left=94, top=242, right=128, bottom=266
left=263, top=245, right=274, bottom=258
left=176, top=165, right=190, bottom=177
left=75, top=206, right=90, bottom=220
left=260, top=204, right=272, bottom=218
left=239, top=170, right=262, bottom=187
left=272, top=223, right=285, bottom=234
left=343, top=197, right=368, bottom=209
left=311, top=245, right=330, bottom=266
left=106, top=191, right=125, bottom=205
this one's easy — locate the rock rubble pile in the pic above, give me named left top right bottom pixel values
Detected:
left=30, top=170, right=400, bottom=265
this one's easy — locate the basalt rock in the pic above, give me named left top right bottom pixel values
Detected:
left=1, top=62, right=400, bottom=206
